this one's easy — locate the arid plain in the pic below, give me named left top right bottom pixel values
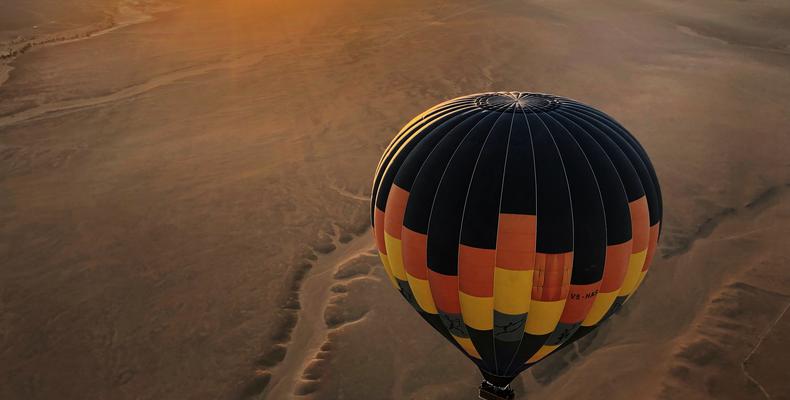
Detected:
left=1, top=1, right=789, bottom=399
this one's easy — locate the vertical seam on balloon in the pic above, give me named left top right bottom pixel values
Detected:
left=376, top=104, right=480, bottom=298
left=376, top=108, right=467, bottom=276
left=399, top=108, right=484, bottom=315
left=502, top=101, right=538, bottom=374
left=560, top=106, right=651, bottom=300
left=554, top=108, right=638, bottom=312
left=455, top=100, right=513, bottom=371
left=490, top=100, right=517, bottom=375
left=559, top=105, right=654, bottom=262
left=540, top=107, right=608, bottom=336
left=520, top=99, right=574, bottom=363
left=422, top=108, right=498, bottom=356
left=553, top=108, right=631, bottom=326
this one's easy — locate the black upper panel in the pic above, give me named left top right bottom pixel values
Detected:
left=525, top=111, right=574, bottom=254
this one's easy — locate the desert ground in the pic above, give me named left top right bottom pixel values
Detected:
left=1, top=0, right=789, bottom=399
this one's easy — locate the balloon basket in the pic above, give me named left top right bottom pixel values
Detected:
left=478, top=380, right=515, bottom=400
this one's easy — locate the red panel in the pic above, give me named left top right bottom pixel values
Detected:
left=533, top=252, right=573, bottom=301
left=496, top=213, right=537, bottom=271
left=402, top=227, right=428, bottom=280
left=428, top=270, right=461, bottom=314
left=384, top=184, right=409, bottom=239
left=374, top=208, right=387, bottom=254
left=560, top=282, right=602, bottom=323
left=458, top=245, right=496, bottom=297
left=599, top=240, right=632, bottom=293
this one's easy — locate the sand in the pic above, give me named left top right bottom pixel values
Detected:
left=1, top=0, right=789, bottom=399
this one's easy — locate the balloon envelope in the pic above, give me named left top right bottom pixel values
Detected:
left=371, top=92, right=662, bottom=387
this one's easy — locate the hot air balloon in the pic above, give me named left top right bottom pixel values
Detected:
left=370, top=92, right=662, bottom=399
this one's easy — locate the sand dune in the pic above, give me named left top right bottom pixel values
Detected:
left=0, top=0, right=169, bottom=88
left=253, top=228, right=376, bottom=400
left=0, top=54, right=265, bottom=127
left=1, top=0, right=789, bottom=399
